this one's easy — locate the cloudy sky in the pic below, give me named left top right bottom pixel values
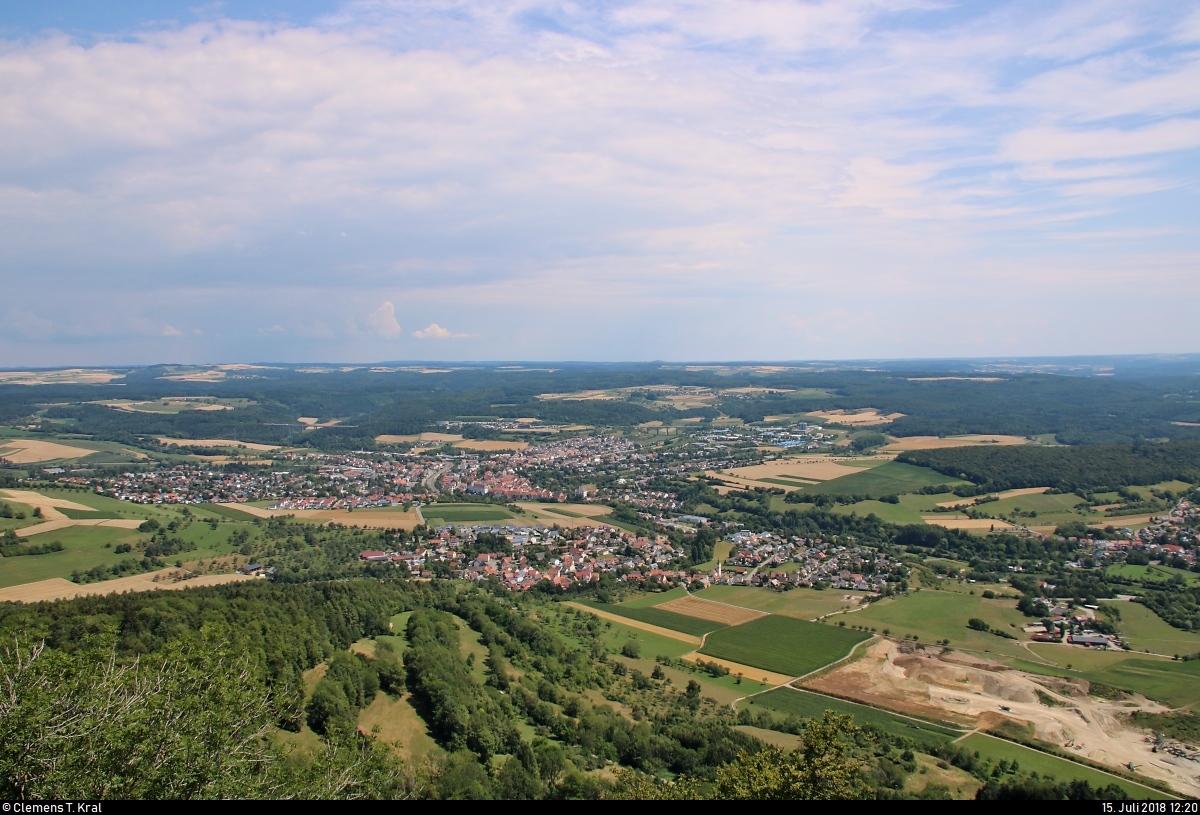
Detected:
left=2, top=1, right=1198, bottom=365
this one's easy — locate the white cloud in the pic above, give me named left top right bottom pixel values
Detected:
left=364, top=301, right=402, bottom=339
left=0, top=2, right=1197, bottom=362
left=412, top=323, right=468, bottom=339
left=161, top=324, right=184, bottom=336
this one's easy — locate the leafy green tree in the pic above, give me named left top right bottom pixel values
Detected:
left=307, top=678, right=355, bottom=737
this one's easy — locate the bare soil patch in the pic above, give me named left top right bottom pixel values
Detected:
left=805, top=639, right=1198, bottom=796
left=658, top=595, right=767, bottom=626
left=0, top=440, right=100, bottom=463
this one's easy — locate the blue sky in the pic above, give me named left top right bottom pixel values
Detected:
left=2, top=1, right=1198, bottom=365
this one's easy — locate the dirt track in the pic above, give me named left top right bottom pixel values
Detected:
left=806, top=639, right=1200, bottom=797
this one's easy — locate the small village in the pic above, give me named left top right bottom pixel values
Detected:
left=358, top=522, right=691, bottom=592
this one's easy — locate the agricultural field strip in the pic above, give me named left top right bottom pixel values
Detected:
left=17, top=518, right=143, bottom=537
left=699, top=615, right=872, bottom=678
left=963, top=733, right=1179, bottom=800
left=782, top=686, right=964, bottom=734
left=0, top=490, right=99, bottom=511
left=729, top=635, right=881, bottom=712
left=0, top=439, right=101, bottom=463
left=0, top=571, right=254, bottom=604
left=562, top=602, right=702, bottom=645
left=656, top=595, right=767, bottom=625
left=575, top=599, right=727, bottom=637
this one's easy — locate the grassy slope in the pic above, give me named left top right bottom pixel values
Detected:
left=853, top=590, right=1033, bottom=660
left=958, top=733, right=1172, bottom=800
left=1018, top=646, right=1200, bottom=710
left=0, top=516, right=246, bottom=588
left=831, top=500, right=926, bottom=525
left=1117, top=602, right=1200, bottom=656
left=700, top=615, right=870, bottom=676
left=748, top=687, right=961, bottom=750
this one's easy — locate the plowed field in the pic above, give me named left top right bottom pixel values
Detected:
left=658, top=595, right=766, bottom=625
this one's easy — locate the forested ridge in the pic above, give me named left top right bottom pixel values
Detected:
left=4, top=363, right=1200, bottom=447
left=897, top=440, right=1200, bottom=491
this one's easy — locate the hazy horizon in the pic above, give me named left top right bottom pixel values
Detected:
left=4, top=1, right=1199, bottom=366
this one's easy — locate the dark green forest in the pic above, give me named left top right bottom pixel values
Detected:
left=4, top=362, right=1200, bottom=448
left=897, top=441, right=1200, bottom=491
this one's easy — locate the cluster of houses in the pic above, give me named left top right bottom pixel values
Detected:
left=439, top=468, right=564, bottom=502
left=709, top=531, right=902, bottom=592
left=90, top=452, right=438, bottom=506
left=359, top=523, right=689, bottom=591
left=1022, top=599, right=1123, bottom=649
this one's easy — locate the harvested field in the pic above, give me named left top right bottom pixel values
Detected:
left=882, top=435, right=1029, bottom=451
left=157, top=438, right=279, bottom=451
left=515, top=502, right=612, bottom=518
left=0, top=439, right=100, bottom=463
left=0, top=490, right=97, bottom=511
left=564, top=601, right=702, bottom=645
left=808, top=409, right=905, bottom=426
left=710, top=456, right=883, bottom=489
left=0, top=569, right=253, bottom=604
left=453, top=440, right=529, bottom=451
left=17, top=518, right=142, bottom=537
left=222, top=504, right=424, bottom=530
left=923, top=516, right=1016, bottom=531
left=681, top=652, right=794, bottom=686
left=657, top=595, right=767, bottom=626
left=804, top=639, right=1196, bottom=796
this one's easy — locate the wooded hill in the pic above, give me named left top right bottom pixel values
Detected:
left=897, top=440, right=1200, bottom=491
